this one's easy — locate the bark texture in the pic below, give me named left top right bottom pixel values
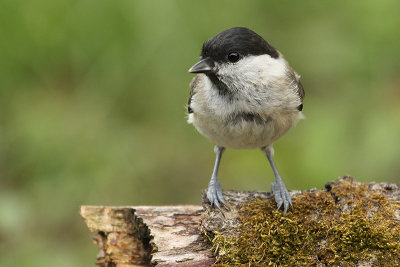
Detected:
left=80, top=205, right=214, bottom=266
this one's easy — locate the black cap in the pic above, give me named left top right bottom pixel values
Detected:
left=200, top=27, right=279, bottom=62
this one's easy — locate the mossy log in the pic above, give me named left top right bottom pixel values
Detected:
left=80, top=176, right=400, bottom=266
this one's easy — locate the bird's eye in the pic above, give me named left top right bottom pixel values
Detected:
left=228, top=52, right=240, bottom=63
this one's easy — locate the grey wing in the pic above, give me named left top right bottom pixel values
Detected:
left=294, top=72, right=305, bottom=101
left=294, top=72, right=305, bottom=111
left=297, top=80, right=305, bottom=101
left=187, top=75, right=200, bottom=114
left=296, top=81, right=305, bottom=111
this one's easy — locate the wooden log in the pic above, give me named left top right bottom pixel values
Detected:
left=80, top=205, right=214, bottom=266
left=80, top=176, right=400, bottom=266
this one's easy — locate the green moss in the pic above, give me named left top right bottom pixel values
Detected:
left=210, top=179, right=400, bottom=266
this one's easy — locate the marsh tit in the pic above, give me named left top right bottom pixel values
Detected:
left=187, top=27, right=304, bottom=214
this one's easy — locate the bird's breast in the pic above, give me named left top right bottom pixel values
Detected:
left=190, top=110, right=300, bottom=149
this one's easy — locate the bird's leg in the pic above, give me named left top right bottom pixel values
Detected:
left=263, top=145, right=292, bottom=215
left=207, top=146, right=226, bottom=209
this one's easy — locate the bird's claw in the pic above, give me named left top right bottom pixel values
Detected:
left=272, top=181, right=292, bottom=215
left=207, top=177, right=226, bottom=210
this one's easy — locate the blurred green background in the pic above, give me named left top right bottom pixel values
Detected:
left=1, top=0, right=399, bottom=266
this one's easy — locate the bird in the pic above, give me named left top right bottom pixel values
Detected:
left=187, top=27, right=304, bottom=214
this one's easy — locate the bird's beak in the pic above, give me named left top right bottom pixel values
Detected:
left=188, top=58, right=214, bottom=73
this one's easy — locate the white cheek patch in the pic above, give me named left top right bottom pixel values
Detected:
left=217, top=55, right=288, bottom=89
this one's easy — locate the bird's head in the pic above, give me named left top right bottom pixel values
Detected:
left=189, top=27, right=282, bottom=93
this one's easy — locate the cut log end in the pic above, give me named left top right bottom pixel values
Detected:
left=80, top=205, right=214, bottom=266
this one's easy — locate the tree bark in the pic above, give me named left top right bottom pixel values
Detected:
left=80, top=205, right=214, bottom=266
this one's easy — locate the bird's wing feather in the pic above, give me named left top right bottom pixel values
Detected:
left=297, top=80, right=305, bottom=101
left=294, top=71, right=305, bottom=101
left=188, top=75, right=201, bottom=113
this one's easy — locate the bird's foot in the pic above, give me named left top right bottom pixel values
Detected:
left=207, top=177, right=226, bottom=210
left=271, top=180, right=292, bottom=215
